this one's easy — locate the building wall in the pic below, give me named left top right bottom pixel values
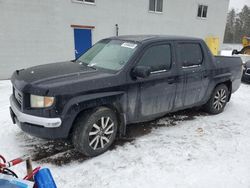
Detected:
left=0, top=0, right=230, bottom=79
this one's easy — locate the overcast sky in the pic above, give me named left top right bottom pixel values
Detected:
left=229, top=0, right=250, bottom=11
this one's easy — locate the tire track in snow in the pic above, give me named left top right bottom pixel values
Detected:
left=18, top=109, right=208, bottom=166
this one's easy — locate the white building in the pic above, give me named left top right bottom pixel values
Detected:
left=0, top=0, right=230, bottom=79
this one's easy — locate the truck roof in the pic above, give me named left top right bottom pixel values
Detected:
left=108, top=35, right=201, bottom=43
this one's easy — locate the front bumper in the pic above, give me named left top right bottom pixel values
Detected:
left=9, top=95, right=74, bottom=139
left=10, top=95, right=62, bottom=128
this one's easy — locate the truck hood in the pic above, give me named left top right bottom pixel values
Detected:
left=11, top=61, right=123, bottom=95
left=13, top=61, right=96, bottom=83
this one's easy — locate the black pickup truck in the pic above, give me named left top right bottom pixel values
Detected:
left=10, top=35, right=242, bottom=156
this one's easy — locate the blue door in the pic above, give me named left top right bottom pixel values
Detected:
left=74, top=28, right=92, bottom=59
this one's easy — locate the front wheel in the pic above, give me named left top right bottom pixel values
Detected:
left=204, top=84, right=229, bottom=114
left=72, top=107, right=118, bottom=157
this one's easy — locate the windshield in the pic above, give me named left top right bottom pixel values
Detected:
left=77, top=39, right=138, bottom=71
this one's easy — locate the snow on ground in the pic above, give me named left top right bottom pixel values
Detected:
left=1, top=80, right=250, bottom=188
left=221, top=43, right=242, bottom=52
left=220, top=50, right=233, bottom=56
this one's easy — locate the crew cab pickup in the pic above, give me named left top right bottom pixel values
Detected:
left=10, top=35, right=243, bottom=156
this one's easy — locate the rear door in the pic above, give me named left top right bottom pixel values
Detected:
left=174, top=41, right=209, bottom=108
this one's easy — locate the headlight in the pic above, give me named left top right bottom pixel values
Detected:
left=30, top=95, right=55, bottom=108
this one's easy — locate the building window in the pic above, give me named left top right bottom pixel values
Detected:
left=149, top=0, right=163, bottom=13
left=74, top=0, right=95, bottom=4
left=197, top=5, right=208, bottom=18
left=85, top=0, right=95, bottom=3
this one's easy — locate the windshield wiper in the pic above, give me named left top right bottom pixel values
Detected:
left=87, top=65, right=97, bottom=70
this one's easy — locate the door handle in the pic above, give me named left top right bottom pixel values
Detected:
left=167, top=78, right=176, bottom=84
left=203, top=73, right=209, bottom=78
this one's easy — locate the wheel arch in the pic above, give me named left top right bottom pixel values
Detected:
left=67, top=96, right=127, bottom=139
left=215, top=80, right=232, bottom=101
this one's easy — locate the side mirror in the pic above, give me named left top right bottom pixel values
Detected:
left=132, top=66, right=151, bottom=79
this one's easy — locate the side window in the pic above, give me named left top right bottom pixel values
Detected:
left=178, top=43, right=203, bottom=67
left=137, top=44, right=172, bottom=72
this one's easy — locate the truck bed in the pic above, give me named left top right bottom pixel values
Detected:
left=215, top=56, right=243, bottom=68
left=214, top=55, right=243, bottom=93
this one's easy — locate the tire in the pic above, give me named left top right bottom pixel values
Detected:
left=72, top=107, right=118, bottom=157
left=204, top=84, right=229, bottom=114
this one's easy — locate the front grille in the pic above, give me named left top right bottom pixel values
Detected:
left=246, top=69, right=250, bottom=75
left=14, top=88, right=23, bottom=106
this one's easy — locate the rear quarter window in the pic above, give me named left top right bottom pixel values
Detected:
left=177, top=43, right=203, bottom=67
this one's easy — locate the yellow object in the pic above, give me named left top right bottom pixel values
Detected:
left=205, top=36, right=220, bottom=55
left=242, top=36, right=250, bottom=48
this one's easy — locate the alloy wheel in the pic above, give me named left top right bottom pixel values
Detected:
left=88, top=116, right=115, bottom=150
left=213, top=89, right=227, bottom=111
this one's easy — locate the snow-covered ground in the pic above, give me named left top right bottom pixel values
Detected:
left=221, top=43, right=243, bottom=52
left=1, top=80, right=250, bottom=188
left=220, top=43, right=242, bottom=56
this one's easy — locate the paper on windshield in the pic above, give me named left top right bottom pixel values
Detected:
left=121, top=43, right=137, bottom=49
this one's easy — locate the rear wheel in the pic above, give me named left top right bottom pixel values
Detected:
left=72, top=107, right=118, bottom=157
left=204, top=84, right=229, bottom=114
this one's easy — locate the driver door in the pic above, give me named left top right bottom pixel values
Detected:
left=133, top=42, right=177, bottom=120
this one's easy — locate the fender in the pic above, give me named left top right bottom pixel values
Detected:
left=62, top=91, right=125, bottom=116
left=203, top=75, right=232, bottom=105
left=61, top=91, right=127, bottom=137
left=212, top=71, right=232, bottom=92
left=213, top=72, right=232, bottom=79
